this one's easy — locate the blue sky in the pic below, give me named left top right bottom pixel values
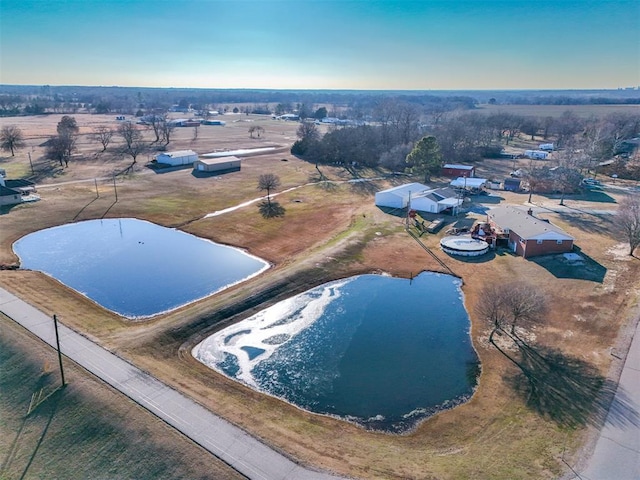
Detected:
left=1, top=0, right=638, bottom=90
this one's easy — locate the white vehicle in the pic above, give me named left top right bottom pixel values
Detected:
left=539, top=143, right=554, bottom=151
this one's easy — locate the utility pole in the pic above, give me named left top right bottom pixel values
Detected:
left=113, top=174, right=118, bottom=201
left=95, top=178, right=99, bottom=198
left=53, top=315, right=66, bottom=387
left=28, top=152, right=35, bottom=175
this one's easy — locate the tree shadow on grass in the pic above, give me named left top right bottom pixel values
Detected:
left=349, top=178, right=379, bottom=196
left=507, top=345, right=639, bottom=429
left=258, top=200, right=285, bottom=218
left=529, top=249, right=607, bottom=283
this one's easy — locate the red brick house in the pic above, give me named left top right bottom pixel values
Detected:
left=487, top=205, right=574, bottom=258
left=442, top=164, right=475, bottom=178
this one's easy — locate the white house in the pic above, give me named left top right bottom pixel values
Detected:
left=155, top=150, right=198, bottom=166
left=0, top=174, right=36, bottom=207
left=410, top=187, right=462, bottom=214
left=193, top=156, right=241, bottom=173
left=375, top=183, right=429, bottom=209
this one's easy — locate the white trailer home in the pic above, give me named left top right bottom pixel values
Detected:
left=524, top=150, right=549, bottom=160
left=155, top=150, right=199, bottom=166
left=539, top=143, right=554, bottom=151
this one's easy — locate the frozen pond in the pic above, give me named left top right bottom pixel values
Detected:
left=13, top=218, right=269, bottom=319
left=193, top=273, right=479, bottom=432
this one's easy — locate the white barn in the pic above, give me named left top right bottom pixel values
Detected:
left=375, top=183, right=462, bottom=214
left=155, top=150, right=198, bottom=166
left=375, top=183, right=429, bottom=209
left=193, top=156, right=241, bottom=173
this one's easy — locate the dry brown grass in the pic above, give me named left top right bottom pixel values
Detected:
left=1, top=113, right=639, bottom=479
left=0, top=314, right=244, bottom=480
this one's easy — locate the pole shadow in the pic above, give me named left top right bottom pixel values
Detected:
left=72, top=196, right=100, bottom=221
left=18, top=387, right=64, bottom=480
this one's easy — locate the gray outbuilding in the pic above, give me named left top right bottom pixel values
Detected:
left=193, top=156, right=241, bottom=173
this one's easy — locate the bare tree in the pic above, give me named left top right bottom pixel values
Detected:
left=248, top=125, right=257, bottom=138
left=92, top=126, right=115, bottom=152
left=379, top=143, right=413, bottom=172
left=297, top=121, right=320, bottom=143
left=192, top=124, right=199, bottom=142
left=476, top=282, right=548, bottom=371
left=258, top=173, right=280, bottom=206
left=45, top=135, right=75, bottom=167
left=524, top=163, right=553, bottom=203
left=118, top=122, right=146, bottom=164
left=617, top=194, right=640, bottom=256
left=0, top=125, right=26, bottom=156
left=148, top=114, right=165, bottom=143
left=160, top=119, right=175, bottom=146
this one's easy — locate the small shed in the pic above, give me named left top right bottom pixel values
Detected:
left=503, top=178, right=521, bottom=192
left=155, top=150, right=198, bottom=166
left=375, top=183, right=430, bottom=209
left=193, top=156, right=241, bottom=173
left=442, top=164, right=475, bottom=178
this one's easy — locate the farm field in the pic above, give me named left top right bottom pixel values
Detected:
left=476, top=103, right=640, bottom=118
left=1, top=112, right=639, bottom=479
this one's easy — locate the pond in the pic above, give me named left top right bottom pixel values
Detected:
left=13, top=218, right=269, bottom=319
left=193, top=272, right=479, bottom=432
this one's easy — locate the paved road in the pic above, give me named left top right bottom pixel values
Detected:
left=0, top=287, right=342, bottom=480
left=578, top=319, right=640, bottom=480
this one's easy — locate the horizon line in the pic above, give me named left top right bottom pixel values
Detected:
left=2, top=84, right=639, bottom=93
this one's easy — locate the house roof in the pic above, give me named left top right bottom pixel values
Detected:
left=443, top=164, right=474, bottom=170
left=159, top=150, right=197, bottom=158
left=5, top=179, right=35, bottom=189
left=0, top=185, right=21, bottom=197
left=416, top=187, right=459, bottom=204
left=487, top=205, right=574, bottom=241
left=377, top=183, right=430, bottom=197
left=196, top=156, right=240, bottom=166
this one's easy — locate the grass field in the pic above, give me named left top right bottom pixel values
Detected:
left=1, top=112, right=639, bottom=479
left=0, top=315, right=243, bottom=480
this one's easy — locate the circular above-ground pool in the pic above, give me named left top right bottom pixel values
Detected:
left=440, top=235, right=489, bottom=257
